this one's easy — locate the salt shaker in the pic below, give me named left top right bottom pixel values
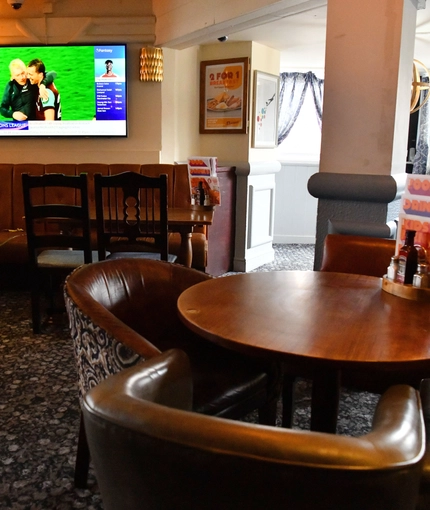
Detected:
left=387, top=256, right=399, bottom=281
left=413, top=263, right=429, bottom=288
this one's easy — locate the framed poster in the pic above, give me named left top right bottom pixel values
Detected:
left=199, top=57, right=249, bottom=134
left=252, top=71, right=280, bottom=148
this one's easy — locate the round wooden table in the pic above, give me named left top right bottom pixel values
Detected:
left=177, top=271, right=430, bottom=433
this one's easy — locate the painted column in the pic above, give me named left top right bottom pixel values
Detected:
left=310, top=0, right=419, bottom=268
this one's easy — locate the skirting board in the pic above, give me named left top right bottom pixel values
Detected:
left=273, top=235, right=316, bottom=244
left=233, top=244, right=275, bottom=272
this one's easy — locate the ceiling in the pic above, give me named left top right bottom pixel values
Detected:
left=227, top=4, right=430, bottom=73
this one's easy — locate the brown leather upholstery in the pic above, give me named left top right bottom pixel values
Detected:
left=318, top=233, right=402, bottom=393
left=418, top=379, right=430, bottom=510
left=320, top=234, right=396, bottom=276
left=281, top=234, right=400, bottom=427
left=280, top=234, right=399, bottom=418
left=83, top=349, right=425, bottom=510
left=65, top=258, right=281, bottom=487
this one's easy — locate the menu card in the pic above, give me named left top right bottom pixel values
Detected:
left=396, top=174, right=430, bottom=259
left=187, top=157, right=221, bottom=206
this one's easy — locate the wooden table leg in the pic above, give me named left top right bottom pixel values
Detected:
left=310, top=369, right=341, bottom=433
left=177, top=227, right=193, bottom=268
left=282, top=373, right=296, bottom=428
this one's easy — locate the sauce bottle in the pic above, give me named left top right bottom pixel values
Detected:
left=198, top=181, right=205, bottom=206
left=396, top=230, right=418, bottom=284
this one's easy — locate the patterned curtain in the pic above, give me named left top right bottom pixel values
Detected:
left=412, top=76, right=430, bottom=175
left=277, top=71, right=324, bottom=145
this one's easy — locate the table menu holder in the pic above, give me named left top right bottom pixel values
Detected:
left=381, top=275, right=430, bottom=302
left=187, top=157, right=221, bottom=209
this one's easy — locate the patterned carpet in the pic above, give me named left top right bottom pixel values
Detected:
left=0, top=245, right=379, bottom=509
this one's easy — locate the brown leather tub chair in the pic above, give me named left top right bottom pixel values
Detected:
left=83, top=349, right=425, bottom=510
left=418, top=379, right=430, bottom=510
left=64, top=258, right=281, bottom=488
left=319, top=233, right=396, bottom=276
left=282, top=234, right=398, bottom=426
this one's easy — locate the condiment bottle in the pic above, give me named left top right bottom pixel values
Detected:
left=198, top=181, right=205, bottom=206
left=413, top=263, right=429, bottom=288
left=387, top=255, right=399, bottom=281
left=396, top=230, right=418, bottom=285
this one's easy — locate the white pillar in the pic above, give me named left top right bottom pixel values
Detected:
left=310, top=0, right=419, bottom=268
left=320, top=0, right=417, bottom=177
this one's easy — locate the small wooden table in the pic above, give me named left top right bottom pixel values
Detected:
left=167, top=208, right=214, bottom=267
left=89, top=207, right=214, bottom=268
left=177, top=271, right=430, bottom=432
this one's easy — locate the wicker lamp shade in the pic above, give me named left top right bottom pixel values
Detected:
left=140, top=47, right=163, bottom=82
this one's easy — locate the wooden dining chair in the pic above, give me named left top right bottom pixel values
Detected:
left=22, top=172, right=96, bottom=334
left=94, top=171, right=176, bottom=262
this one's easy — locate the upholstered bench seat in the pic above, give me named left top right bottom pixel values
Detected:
left=0, top=163, right=208, bottom=277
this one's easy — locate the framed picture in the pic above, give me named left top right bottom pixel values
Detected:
left=199, top=57, right=249, bottom=134
left=252, top=71, right=280, bottom=148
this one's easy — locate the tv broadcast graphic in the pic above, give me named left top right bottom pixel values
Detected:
left=0, top=44, right=127, bottom=137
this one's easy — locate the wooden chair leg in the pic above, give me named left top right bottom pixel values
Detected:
left=30, top=282, right=41, bottom=334
left=74, top=412, right=90, bottom=489
left=258, top=397, right=278, bottom=426
left=282, top=374, right=296, bottom=428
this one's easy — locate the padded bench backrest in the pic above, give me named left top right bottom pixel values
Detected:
left=9, top=163, right=191, bottom=230
left=0, top=164, right=14, bottom=230
left=12, top=164, right=46, bottom=230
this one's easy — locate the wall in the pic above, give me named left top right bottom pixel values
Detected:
left=161, top=46, right=201, bottom=163
left=0, top=43, right=165, bottom=164
left=274, top=162, right=318, bottom=244
left=198, top=41, right=252, bottom=162
left=154, top=0, right=327, bottom=49
left=0, top=1, right=169, bottom=165
left=195, top=41, right=282, bottom=270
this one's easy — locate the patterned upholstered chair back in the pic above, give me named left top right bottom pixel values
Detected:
left=64, top=257, right=210, bottom=489
left=64, top=291, right=153, bottom=402
left=64, top=258, right=282, bottom=491
left=64, top=257, right=211, bottom=401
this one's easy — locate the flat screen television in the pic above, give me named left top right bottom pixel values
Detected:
left=0, top=44, right=127, bottom=137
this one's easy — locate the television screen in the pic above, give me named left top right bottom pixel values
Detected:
left=0, top=44, right=127, bottom=137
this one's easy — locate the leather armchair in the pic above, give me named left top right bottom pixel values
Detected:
left=83, top=349, right=425, bottom=510
left=418, top=379, right=430, bottom=510
left=282, top=233, right=398, bottom=425
left=64, top=258, right=281, bottom=487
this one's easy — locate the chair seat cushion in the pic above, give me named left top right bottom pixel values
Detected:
left=107, top=251, right=177, bottom=263
left=38, top=249, right=101, bottom=268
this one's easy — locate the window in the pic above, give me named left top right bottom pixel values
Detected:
left=275, top=71, right=324, bottom=163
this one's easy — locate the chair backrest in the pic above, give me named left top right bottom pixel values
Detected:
left=320, top=234, right=396, bottom=277
left=22, top=172, right=93, bottom=267
left=418, top=379, right=430, bottom=510
left=83, top=349, right=425, bottom=510
left=64, top=258, right=211, bottom=401
left=94, top=171, right=169, bottom=261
